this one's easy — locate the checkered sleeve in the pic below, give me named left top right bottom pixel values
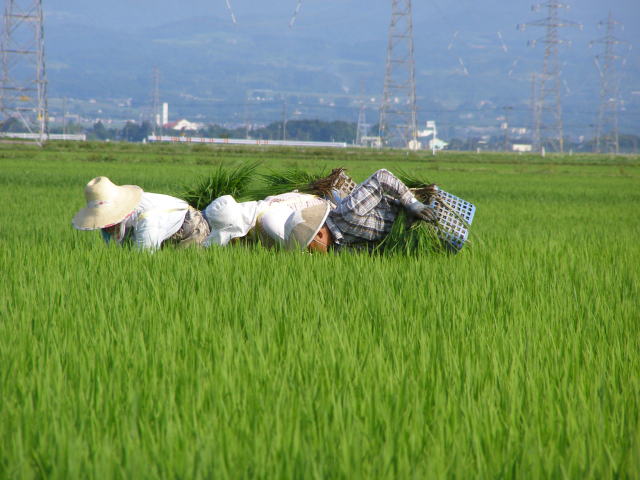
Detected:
left=328, top=169, right=416, bottom=243
left=335, top=169, right=415, bottom=216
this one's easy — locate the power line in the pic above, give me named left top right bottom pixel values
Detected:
left=224, top=0, right=237, bottom=25
left=289, top=0, right=303, bottom=28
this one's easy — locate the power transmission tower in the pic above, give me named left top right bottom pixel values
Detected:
left=0, top=0, right=47, bottom=143
left=591, top=12, right=625, bottom=154
left=150, top=67, right=160, bottom=136
left=379, top=0, right=418, bottom=149
left=519, top=1, right=580, bottom=153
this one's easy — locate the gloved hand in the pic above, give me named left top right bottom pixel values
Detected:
left=406, top=201, right=438, bottom=223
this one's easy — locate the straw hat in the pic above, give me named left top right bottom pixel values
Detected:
left=203, top=195, right=259, bottom=246
left=72, top=176, right=143, bottom=230
left=284, top=201, right=331, bottom=250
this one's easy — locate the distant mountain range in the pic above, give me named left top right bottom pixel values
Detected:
left=43, top=0, right=640, bottom=138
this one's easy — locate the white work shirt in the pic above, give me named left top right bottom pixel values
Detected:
left=203, top=192, right=324, bottom=247
left=104, top=192, right=189, bottom=250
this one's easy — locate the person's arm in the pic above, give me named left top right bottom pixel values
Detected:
left=100, top=222, right=129, bottom=245
left=335, top=169, right=435, bottom=221
left=334, top=169, right=410, bottom=215
left=100, top=230, right=112, bottom=244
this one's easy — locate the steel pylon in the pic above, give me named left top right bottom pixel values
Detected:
left=0, top=0, right=47, bottom=143
left=520, top=1, right=580, bottom=153
left=591, top=12, right=626, bottom=154
left=379, top=0, right=418, bottom=149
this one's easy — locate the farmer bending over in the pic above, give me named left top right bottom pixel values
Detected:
left=202, top=191, right=326, bottom=247
left=72, top=176, right=210, bottom=249
left=205, top=169, right=436, bottom=252
left=285, top=169, right=436, bottom=252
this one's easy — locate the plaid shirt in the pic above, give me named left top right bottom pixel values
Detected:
left=325, top=169, right=416, bottom=245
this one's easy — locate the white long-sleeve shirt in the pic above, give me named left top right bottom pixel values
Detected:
left=103, top=192, right=189, bottom=250
left=255, top=192, right=326, bottom=246
left=203, top=192, right=324, bottom=247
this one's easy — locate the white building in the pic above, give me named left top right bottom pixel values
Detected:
left=512, top=143, right=532, bottom=153
left=164, top=119, right=202, bottom=131
left=417, top=121, right=448, bottom=151
left=162, top=103, right=169, bottom=126
left=428, top=138, right=449, bottom=150
left=360, top=136, right=382, bottom=148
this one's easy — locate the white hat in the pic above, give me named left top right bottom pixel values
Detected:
left=284, top=201, right=331, bottom=251
left=72, top=176, right=143, bottom=230
left=203, top=195, right=259, bottom=246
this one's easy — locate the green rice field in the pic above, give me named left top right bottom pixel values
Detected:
left=1, top=142, right=639, bottom=478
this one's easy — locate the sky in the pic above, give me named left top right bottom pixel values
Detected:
left=44, top=0, right=640, bottom=78
left=37, top=0, right=640, bottom=133
left=45, top=0, right=640, bottom=37
left=44, top=0, right=640, bottom=79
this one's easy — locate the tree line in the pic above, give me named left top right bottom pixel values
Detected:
left=82, top=119, right=357, bottom=144
left=1, top=116, right=638, bottom=153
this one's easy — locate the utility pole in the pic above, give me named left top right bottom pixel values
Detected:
left=281, top=98, right=287, bottom=141
left=591, top=11, right=625, bottom=154
left=530, top=72, right=541, bottom=151
left=519, top=1, right=580, bottom=153
left=0, top=0, right=48, bottom=143
left=151, top=67, right=160, bottom=136
left=502, top=106, right=513, bottom=152
left=243, top=96, right=250, bottom=139
left=356, top=102, right=368, bottom=146
left=355, top=81, right=369, bottom=145
left=379, top=0, right=418, bottom=149
left=62, top=96, right=67, bottom=137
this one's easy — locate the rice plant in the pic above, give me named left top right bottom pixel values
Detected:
left=179, top=161, right=260, bottom=209
left=1, top=145, right=639, bottom=479
left=375, top=209, right=449, bottom=256
left=250, top=167, right=328, bottom=198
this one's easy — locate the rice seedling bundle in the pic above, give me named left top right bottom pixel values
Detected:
left=180, top=162, right=259, bottom=209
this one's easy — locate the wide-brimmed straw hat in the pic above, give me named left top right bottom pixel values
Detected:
left=284, top=201, right=331, bottom=251
left=72, top=176, right=143, bottom=230
left=203, top=195, right=259, bottom=246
